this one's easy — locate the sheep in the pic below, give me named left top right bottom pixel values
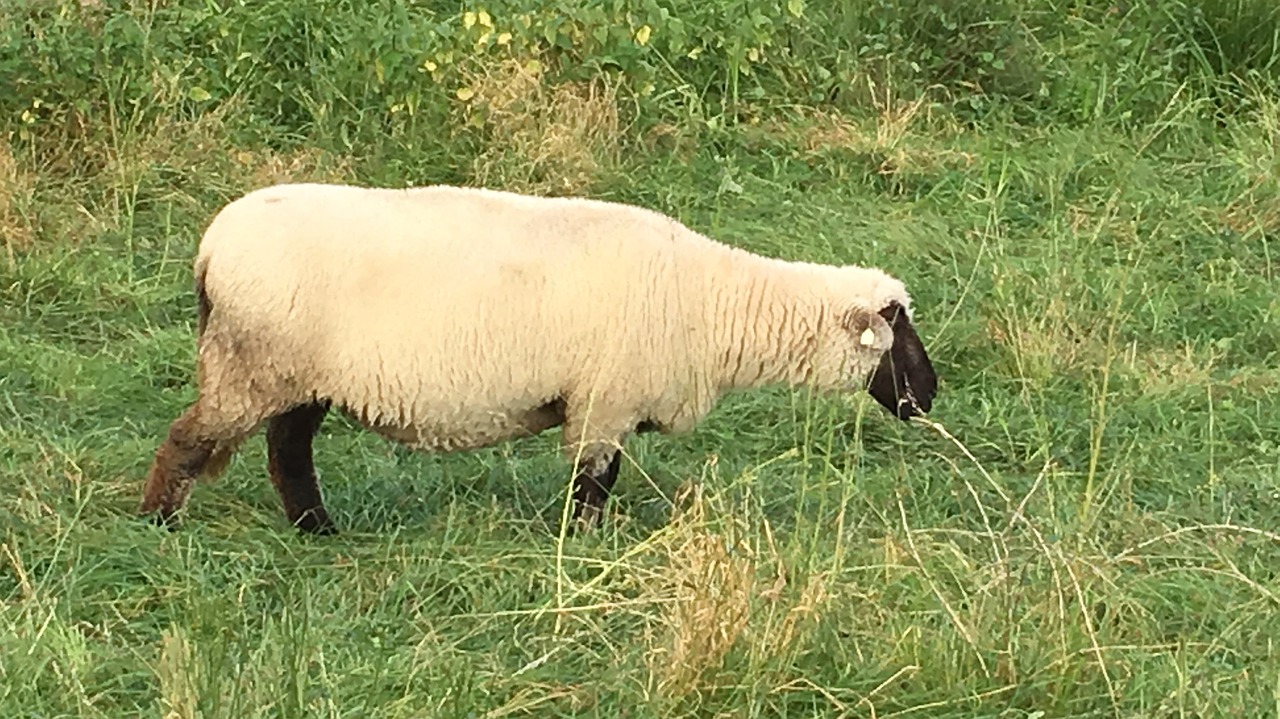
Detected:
left=137, top=182, right=938, bottom=535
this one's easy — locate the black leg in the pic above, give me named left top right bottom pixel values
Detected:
left=572, top=450, right=622, bottom=525
left=266, top=401, right=335, bottom=535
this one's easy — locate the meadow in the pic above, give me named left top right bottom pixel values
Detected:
left=1, top=1, right=1278, bottom=716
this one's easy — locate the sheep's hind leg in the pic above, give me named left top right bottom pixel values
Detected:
left=139, top=403, right=250, bottom=528
left=266, top=401, right=335, bottom=535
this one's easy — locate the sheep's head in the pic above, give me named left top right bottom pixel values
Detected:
left=851, top=301, right=937, bottom=420
left=827, top=269, right=938, bottom=421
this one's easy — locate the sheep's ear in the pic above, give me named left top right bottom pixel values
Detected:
left=866, top=301, right=937, bottom=421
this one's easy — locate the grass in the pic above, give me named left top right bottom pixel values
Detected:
left=3, top=5, right=1280, bottom=717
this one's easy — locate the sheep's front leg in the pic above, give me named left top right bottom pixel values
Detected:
left=266, top=401, right=335, bottom=535
left=561, top=402, right=629, bottom=528
left=572, top=450, right=622, bottom=525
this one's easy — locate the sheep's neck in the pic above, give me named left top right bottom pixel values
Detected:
left=712, top=259, right=826, bottom=393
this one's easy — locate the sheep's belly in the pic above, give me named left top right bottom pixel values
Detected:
left=343, top=399, right=567, bottom=453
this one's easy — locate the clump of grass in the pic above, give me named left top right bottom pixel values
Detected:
left=99, top=97, right=353, bottom=204
left=1216, top=84, right=1280, bottom=245
left=635, top=481, right=835, bottom=710
left=0, top=137, right=38, bottom=255
left=154, top=625, right=199, bottom=719
left=742, top=82, right=974, bottom=198
left=801, top=83, right=972, bottom=176
left=459, top=56, right=623, bottom=195
left=985, top=282, right=1121, bottom=385
left=234, top=146, right=357, bottom=191
left=642, top=484, right=756, bottom=701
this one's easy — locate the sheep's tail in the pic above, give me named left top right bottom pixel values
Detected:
left=194, top=254, right=212, bottom=339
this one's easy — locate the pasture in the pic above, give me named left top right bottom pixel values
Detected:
left=1, top=1, right=1277, bottom=716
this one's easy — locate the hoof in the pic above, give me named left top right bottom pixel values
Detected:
left=301, top=522, right=339, bottom=537
left=569, top=503, right=607, bottom=535
left=293, top=508, right=337, bottom=536
left=143, top=509, right=181, bottom=532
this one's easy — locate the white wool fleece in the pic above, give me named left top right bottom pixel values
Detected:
left=193, top=182, right=915, bottom=458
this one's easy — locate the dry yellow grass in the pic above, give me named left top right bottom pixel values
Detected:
left=0, top=137, right=38, bottom=255
left=643, top=485, right=756, bottom=700
left=458, top=56, right=622, bottom=195
left=637, top=482, right=834, bottom=706
left=746, top=81, right=973, bottom=182
left=155, top=626, right=199, bottom=719
left=1215, top=85, right=1280, bottom=241
left=234, top=145, right=356, bottom=190
left=984, top=291, right=1113, bottom=384
left=1217, top=182, right=1280, bottom=240
left=640, top=121, right=700, bottom=160
left=102, top=112, right=230, bottom=193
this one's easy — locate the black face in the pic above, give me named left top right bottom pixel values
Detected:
left=866, top=301, right=938, bottom=420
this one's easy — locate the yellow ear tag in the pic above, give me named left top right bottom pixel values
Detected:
left=860, top=327, right=876, bottom=346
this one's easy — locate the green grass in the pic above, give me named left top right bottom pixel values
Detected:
left=3, top=2, right=1280, bottom=717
